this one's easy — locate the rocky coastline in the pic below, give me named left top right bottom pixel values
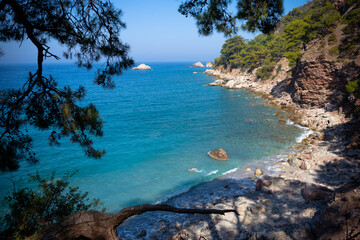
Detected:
left=116, top=58, right=359, bottom=239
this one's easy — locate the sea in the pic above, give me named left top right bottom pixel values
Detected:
left=0, top=62, right=304, bottom=213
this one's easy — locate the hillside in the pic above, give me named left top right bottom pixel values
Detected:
left=211, top=0, right=360, bottom=117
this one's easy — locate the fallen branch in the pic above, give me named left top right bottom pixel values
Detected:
left=42, top=203, right=236, bottom=240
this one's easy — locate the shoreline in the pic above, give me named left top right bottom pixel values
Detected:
left=116, top=67, right=355, bottom=239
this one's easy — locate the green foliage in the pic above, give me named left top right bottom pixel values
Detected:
left=346, top=80, right=360, bottom=98
left=329, top=45, right=339, bottom=55
left=214, top=0, right=345, bottom=79
left=339, top=7, right=360, bottom=56
left=0, top=0, right=134, bottom=171
left=0, top=172, right=105, bottom=240
left=178, top=0, right=284, bottom=36
left=283, top=51, right=301, bottom=68
left=328, top=32, right=337, bottom=44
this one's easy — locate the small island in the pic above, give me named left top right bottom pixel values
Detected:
left=192, top=62, right=205, bottom=68
left=132, top=63, right=152, bottom=70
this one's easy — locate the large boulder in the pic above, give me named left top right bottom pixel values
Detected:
left=302, top=183, right=334, bottom=201
left=206, top=62, right=214, bottom=68
left=208, top=148, right=229, bottom=160
left=192, top=62, right=205, bottom=68
left=132, top=64, right=152, bottom=70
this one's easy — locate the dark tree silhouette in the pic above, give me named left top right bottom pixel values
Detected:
left=0, top=0, right=134, bottom=171
left=179, top=0, right=284, bottom=36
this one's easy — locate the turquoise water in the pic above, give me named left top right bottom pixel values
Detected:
left=0, top=62, right=302, bottom=212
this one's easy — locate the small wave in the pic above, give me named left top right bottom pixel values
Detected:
left=296, top=129, right=314, bottom=143
left=206, top=170, right=219, bottom=176
left=222, top=168, right=238, bottom=176
left=286, top=120, right=314, bottom=143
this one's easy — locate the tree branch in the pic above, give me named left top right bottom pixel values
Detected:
left=42, top=204, right=237, bottom=240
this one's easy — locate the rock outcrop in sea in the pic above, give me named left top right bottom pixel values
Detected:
left=192, top=62, right=205, bottom=68
left=132, top=63, right=152, bottom=70
left=206, top=62, right=213, bottom=68
left=208, top=148, right=229, bottom=160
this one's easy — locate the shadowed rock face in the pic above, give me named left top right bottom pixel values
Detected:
left=208, top=148, right=229, bottom=160
left=288, top=58, right=360, bottom=110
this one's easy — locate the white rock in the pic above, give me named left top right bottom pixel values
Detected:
left=192, top=62, right=205, bottom=68
left=206, top=62, right=214, bottom=68
left=132, top=63, right=152, bottom=70
left=225, top=80, right=238, bottom=88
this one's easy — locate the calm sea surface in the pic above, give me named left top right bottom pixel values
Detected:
left=0, top=62, right=302, bottom=212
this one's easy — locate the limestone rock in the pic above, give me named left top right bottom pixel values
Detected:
left=132, top=63, right=152, bottom=70
left=208, top=148, right=229, bottom=160
left=192, top=62, right=205, bottom=68
left=206, top=62, right=214, bottom=68
left=254, top=168, right=263, bottom=177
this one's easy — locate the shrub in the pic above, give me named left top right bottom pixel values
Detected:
left=0, top=172, right=105, bottom=240
left=328, top=32, right=337, bottom=44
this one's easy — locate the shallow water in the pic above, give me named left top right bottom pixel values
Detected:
left=0, top=62, right=303, bottom=212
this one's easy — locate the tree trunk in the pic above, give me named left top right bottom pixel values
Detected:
left=41, top=204, right=236, bottom=240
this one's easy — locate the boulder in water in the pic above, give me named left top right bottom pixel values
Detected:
left=132, top=63, right=152, bottom=70
left=208, top=148, right=229, bottom=160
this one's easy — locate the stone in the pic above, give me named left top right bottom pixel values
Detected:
left=300, top=161, right=307, bottom=170
left=206, top=62, right=214, bottom=68
left=192, top=62, right=205, bottom=67
left=136, top=229, right=147, bottom=239
left=225, top=80, right=237, bottom=88
left=256, top=179, right=272, bottom=191
left=208, top=148, right=229, bottom=160
left=302, top=183, right=334, bottom=201
left=254, top=168, right=263, bottom=177
left=131, top=63, right=152, bottom=70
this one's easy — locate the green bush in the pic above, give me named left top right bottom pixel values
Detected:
left=346, top=80, right=360, bottom=97
left=283, top=51, right=301, bottom=68
left=0, top=172, right=105, bottom=240
left=328, top=32, right=337, bottom=44
left=329, top=45, right=339, bottom=55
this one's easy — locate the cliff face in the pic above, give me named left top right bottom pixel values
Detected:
left=290, top=58, right=345, bottom=109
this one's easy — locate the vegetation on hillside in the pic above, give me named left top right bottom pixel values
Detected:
left=214, top=0, right=358, bottom=80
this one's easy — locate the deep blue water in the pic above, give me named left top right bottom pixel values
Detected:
left=0, top=62, right=302, bottom=212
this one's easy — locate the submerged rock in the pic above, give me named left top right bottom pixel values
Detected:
left=192, top=62, right=205, bottom=68
left=208, top=148, right=229, bottom=160
left=132, top=63, right=152, bottom=70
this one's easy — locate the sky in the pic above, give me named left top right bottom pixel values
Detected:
left=0, top=0, right=308, bottom=64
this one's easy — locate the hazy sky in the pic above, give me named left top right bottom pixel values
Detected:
left=0, top=0, right=307, bottom=64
